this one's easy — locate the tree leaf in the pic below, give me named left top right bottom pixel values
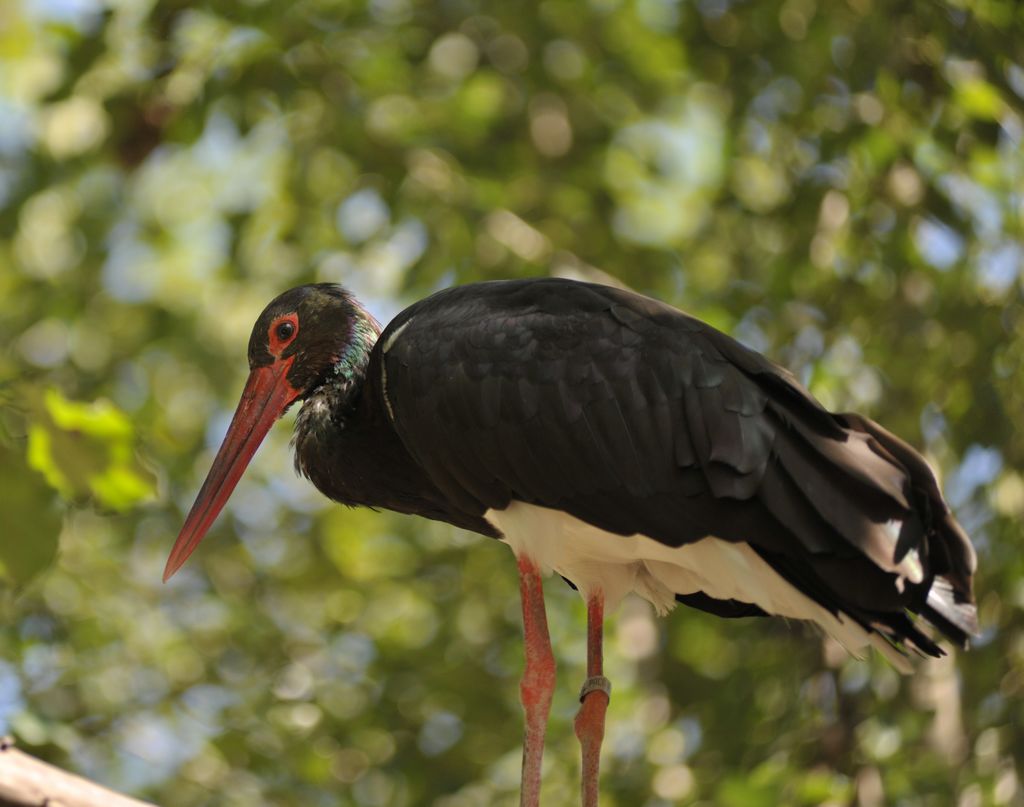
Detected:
left=24, top=388, right=157, bottom=512
left=954, top=78, right=1005, bottom=120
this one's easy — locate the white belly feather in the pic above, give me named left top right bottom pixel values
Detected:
left=485, top=501, right=911, bottom=672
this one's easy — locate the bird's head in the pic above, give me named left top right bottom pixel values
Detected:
left=163, top=284, right=379, bottom=582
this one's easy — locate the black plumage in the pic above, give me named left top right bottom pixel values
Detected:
left=167, top=280, right=974, bottom=659
left=284, top=278, right=976, bottom=655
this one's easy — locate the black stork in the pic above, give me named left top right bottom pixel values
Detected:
left=164, top=278, right=978, bottom=807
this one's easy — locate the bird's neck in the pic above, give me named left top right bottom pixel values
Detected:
left=333, top=305, right=380, bottom=384
left=293, top=302, right=381, bottom=471
left=303, top=301, right=380, bottom=418
left=293, top=326, right=497, bottom=538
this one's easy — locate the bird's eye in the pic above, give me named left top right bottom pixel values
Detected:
left=268, top=315, right=299, bottom=354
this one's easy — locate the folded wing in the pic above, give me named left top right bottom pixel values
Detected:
left=379, top=279, right=977, bottom=656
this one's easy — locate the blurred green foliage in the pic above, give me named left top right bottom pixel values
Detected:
left=1, top=0, right=1022, bottom=805
left=0, top=441, right=62, bottom=585
left=0, top=385, right=155, bottom=587
left=26, top=387, right=156, bottom=511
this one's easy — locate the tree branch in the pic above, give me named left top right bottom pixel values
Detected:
left=0, top=736, right=157, bottom=807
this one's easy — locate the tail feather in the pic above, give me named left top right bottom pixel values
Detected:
left=922, top=577, right=979, bottom=646
left=838, top=412, right=978, bottom=595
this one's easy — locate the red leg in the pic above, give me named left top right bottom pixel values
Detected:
left=517, top=555, right=555, bottom=807
left=575, top=591, right=610, bottom=807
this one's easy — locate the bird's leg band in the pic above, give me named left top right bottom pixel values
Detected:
left=575, top=591, right=608, bottom=807
left=579, top=675, right=612, bottom=702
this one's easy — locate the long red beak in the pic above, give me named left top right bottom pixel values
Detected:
left=163, top=358, right=299, bottom=582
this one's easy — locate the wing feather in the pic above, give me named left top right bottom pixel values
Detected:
left=377, top=278, right=976, bottom=653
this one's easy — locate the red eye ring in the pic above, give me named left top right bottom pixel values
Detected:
left=268, top=313, right=299, bottom=355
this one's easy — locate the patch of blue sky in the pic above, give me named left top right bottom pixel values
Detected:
left=337, top=188, right=390, bottom=245
left=0, top=100, right=34, bottom=159
left=977, top=242, right=1022, bottom=295
left=418, top=710, right=463, bottom=756
left=0, top=661, right=24, bottom=735
left=332, top=632, right=377, bottom=679
left=938, top=174, right=1003, bottom=239
left=947, top=444, right=1002, bottom=510
left=914, top=217, right=964, bottom=270
left=107, top=710, right=215, bottom=791
left=102, top=222, right=160, bottom=302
